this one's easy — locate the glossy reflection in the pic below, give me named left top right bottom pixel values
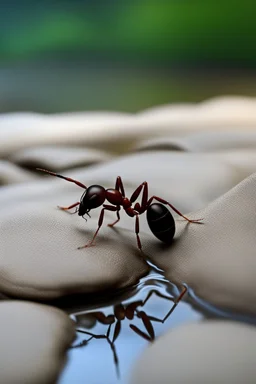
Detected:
left=59, top=267, right=256, bottom=384
left=60, top=273, right=202, bottom=384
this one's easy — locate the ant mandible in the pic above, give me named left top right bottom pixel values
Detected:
left=37, top=168, right=202, bottom=250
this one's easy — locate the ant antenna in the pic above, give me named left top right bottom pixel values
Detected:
left=36, top=168, right=87, bottom=189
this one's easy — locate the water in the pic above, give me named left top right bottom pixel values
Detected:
left=59, top=270, right=200, bottom=384
left=59, top=269, right=256, bottom=384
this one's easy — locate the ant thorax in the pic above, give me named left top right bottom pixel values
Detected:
left=105, top=189, right=123, bottom=205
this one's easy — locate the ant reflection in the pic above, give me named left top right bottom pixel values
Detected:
left=73, top=284, right=187, bottom=377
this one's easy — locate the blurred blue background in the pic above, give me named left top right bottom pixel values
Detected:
left=0, top=0, right=255, bottom=113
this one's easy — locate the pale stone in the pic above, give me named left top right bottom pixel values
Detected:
left=1, top=97, right=256, bottom=156
left=11, top=145, right=111, bottom=171
left=0, top=160, right=35, bottom=185
left=143, top=173, right=256, bottom=315
left=0, top=300, right=75, bottom=384
left=135, top=130, right=256, bottom=152
left=0, top=201, right=149, bottom=299
left=131, top=321, right=256, bottom=384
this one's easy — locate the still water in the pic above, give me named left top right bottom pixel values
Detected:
left=59, top=270, right=198, bottom=383
left=59, top=262, right=255, bottom=384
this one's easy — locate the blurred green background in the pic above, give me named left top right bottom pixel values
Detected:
left=0, top=0, right=255, bottom=113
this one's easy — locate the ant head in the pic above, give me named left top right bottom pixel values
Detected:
left=35, top=170, right=107, bottom=217
left=78, top=185, right=106, bottom=216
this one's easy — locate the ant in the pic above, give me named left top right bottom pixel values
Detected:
left=73, top=284, right=188, bottom=377
left=37, top=169, right=202, bottom=250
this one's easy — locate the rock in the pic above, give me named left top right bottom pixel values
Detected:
left=144, top=173, right=256, bottom=315
left=0, top=300, right=75, bottom=384
left=0, top=200, right=149, bottom=300
left=11, top=146, right=111, bottom=171
left=131, top=321, right=256, bottom=384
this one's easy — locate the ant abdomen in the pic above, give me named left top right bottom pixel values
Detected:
left=146, top=203, right=175, bottom=244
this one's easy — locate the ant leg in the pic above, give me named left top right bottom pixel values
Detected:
left=132, top=290, right=175, bottom=324
left=58, top=201, right=80, bottom=213
left=70, top=336, right=93, bottom=348
left=115, top=176, right=125, bottom=197
left=130, top=325, right=152, bottom=342
left=108, top=207, right=120, bottom=227
left=131, top=285, right=188, bottom=331
left=135, top=214, right=142, bottom=250
left=106, top=323, right=120, bottom=378
left=142, top=289, right=175, bottom=307
left=145, top=285, right=188, bottom=324
left=77, top=205, right=118, bottom=249
left=76, top=323, right=113, bottom=344
left=130, top=182, right=148, bottom=212
left=147, top=196, right=203, bottom=223
left=160, top=284, right=188, bottom=322
left=76, top=329, right=107, bottom=339
left=112, top=320, right=121, bottom=343
left=136, top=311, right=155, bottom=340
left=78, top=325, right=120, bottom=377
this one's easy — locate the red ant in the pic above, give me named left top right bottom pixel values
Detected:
left=37, top=169, right=202, bottom=250
left=73, top=285, right=188, bottom=377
